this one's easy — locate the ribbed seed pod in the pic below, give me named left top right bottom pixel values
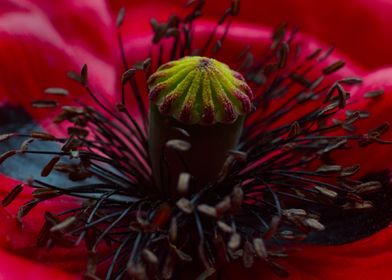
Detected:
left=148, top=56, right=253, bottom=124
left=148, top=56, right=253, bottom=195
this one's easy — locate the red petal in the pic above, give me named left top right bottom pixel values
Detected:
left=0, top=0, right=117, bottom=130
left=0, top=249, right=79, bottom=280
left=133, top=0, right=392, bottom=70
left=24, top=0, right=116, bottom=58
left=0, top=174, right=86, bottom=275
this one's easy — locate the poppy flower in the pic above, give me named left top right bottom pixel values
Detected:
left=1, top=0, right=392, bottom=279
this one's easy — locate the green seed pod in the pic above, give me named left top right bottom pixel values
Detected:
left=148, top=56, right=253, bottom=195
left=148, top=56, right=253, bottom=124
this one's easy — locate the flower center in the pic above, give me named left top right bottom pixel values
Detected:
left=148, top=56, right=253, bottom=195
left=148, top=56, right=253, bottom=125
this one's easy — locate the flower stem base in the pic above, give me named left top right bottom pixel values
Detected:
left=148, top=104, right=244, bottom=197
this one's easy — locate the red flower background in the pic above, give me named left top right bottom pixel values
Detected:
left=1, top=0, right=392, bottom=279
